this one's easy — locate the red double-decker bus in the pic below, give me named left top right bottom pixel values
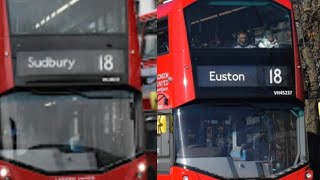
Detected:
left=157, top=0, right=313, bottom=179
left=0, top=0, right=148, bottom=179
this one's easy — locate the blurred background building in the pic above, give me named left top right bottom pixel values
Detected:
left=139, top=0, right=156, bottom=15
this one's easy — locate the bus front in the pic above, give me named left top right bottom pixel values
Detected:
left=157, top=0, right=313, bottom=179
left=0, top=0, right=147, bottom=179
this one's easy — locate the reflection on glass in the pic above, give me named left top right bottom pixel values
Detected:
left=0, top=90, right=135, bottom=172
left=174, top=102, right=300, bottom=178
left=8, top=0, right=126, bottom=34
left=143, top=34, right=157, bottom=60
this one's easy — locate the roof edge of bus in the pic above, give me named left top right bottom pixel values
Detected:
left=139, top=11, right=157, bottom=22
left=156, top=0, right=292, bottom=19
left=157, top=0, right=174, bottom=19
left=275, top=0, right=292, bottom=10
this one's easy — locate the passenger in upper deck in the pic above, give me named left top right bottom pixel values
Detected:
left=190, top=34, right=209, bottom=48
left=190, top=34, right=202, bottom=48
left=258, top=30, right=279, bottom=48
left=234, top=31, right=256, bottom=48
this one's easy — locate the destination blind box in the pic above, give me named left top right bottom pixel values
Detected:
left=15, top=50, right=127, bottom=85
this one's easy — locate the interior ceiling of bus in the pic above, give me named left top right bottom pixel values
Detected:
left=191, top=7, right=248, bottom=25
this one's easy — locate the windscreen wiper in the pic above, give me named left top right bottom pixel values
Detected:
left=100, top=156, right=134, bottom=171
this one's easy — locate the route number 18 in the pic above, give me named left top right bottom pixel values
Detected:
left=99, top=54, right=114, bottom=71
left=269, top=68, right=282, bottom=84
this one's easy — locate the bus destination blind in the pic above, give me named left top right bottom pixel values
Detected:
left=16, top=50, right=125, bottom=77
left=197, top=66, right=290, bottom=88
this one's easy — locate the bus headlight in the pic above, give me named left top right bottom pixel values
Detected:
left=183, top=175, right=189, bottom=180
left=305, top=169, right=313, bottom=179
left=138, top=163, right=146, bottom=172
left=137, top=163, right=146, bottom=179
left=0, top=166, right=12, bottom=180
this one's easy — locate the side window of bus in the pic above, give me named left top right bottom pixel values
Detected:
left=157, top=18, right=169, bottom=55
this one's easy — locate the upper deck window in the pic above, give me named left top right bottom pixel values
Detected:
left=7, top=0, right=126, bottom=35
left=184, top=0, right=292, bottom=49
left=157, top=18, right=169, bottom=55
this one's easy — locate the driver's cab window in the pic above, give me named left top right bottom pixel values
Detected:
left=145, top=116, right=157, bottom=151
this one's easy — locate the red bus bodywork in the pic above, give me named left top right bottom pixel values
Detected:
left=0, top=157, right=147, bottom=180
left=157, top=0, right=312, bottom=179
left=0, top=0, right=147, bottom=179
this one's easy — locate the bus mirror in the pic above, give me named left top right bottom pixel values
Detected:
left=169, top=116, right=174, bottom=133
left=157, top=115, right=167, bottom=134
left=150, top=91, right=157, bottom=111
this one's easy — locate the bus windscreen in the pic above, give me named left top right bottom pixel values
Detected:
left=174, top=102, right=301, bottom=179
left=0, top=90, right=135, bottom=173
